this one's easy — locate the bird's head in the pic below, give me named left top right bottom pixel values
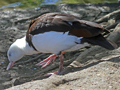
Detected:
left=6, top=39, right=24, bottom=70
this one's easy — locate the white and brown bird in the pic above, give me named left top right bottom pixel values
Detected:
left=7, top=13, right=117, bottom=76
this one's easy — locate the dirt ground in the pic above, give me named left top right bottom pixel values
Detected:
left=0, top=3, right=120, bottom=90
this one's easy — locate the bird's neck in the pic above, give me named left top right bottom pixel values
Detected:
left=20, top=37, right=39, bottom=55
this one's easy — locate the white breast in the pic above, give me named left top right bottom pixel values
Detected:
left=32, top=31, right=88, bottom=54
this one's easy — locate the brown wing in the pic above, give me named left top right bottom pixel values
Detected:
left=26, top=13, right=109, bottom=47
left=27, top=13, right=109, bottom=37
left=69, top=20, right=109, bottom=37
left=26, top=13, right=74, bottom=36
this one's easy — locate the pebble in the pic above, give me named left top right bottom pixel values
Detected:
left=12, top=67, right=18, bottom=70
left=18, top=65, right=23, bottom=69
left=35, top=7, right=40, bottom=11
left=86, top=56, right=94, bottom=59
left=97, top=74, right=101, bottom=76
left=6, top=73, right=11, bottom=78
left=1, top=61, right=4, bottom=64
left=18, top=65, right=23, bottom=67
left=14, top=79, right=20, bottom=86
left=26, top=64, right=29, bottom=65
left=34, top=68, right=37, bottom=70
left=13, top=9, right=16, bottom=11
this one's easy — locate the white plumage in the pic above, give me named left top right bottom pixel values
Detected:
left=32, top=31, right=88, bottom=54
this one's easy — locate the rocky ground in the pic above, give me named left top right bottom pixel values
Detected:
left=0, top=3, right=120, bottom=90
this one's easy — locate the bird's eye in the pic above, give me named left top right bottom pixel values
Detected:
left=9, top=53, right=11, bottom=57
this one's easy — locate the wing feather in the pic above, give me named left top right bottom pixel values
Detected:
left=26, top=13, right=109, bottom=44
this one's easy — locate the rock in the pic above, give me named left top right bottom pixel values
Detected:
left=0, top=2, right=120, bottom=90
left=5, top=58, right=120, bottom=90
left=14, top=79, right=20, bottom=86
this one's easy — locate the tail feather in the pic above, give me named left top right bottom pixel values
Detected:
left=106, top=40, right=118, bottom=49
left=83, top=35, right=117, bottom=50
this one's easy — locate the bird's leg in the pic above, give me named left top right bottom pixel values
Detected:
left=44, top=53, right=64, bottom=77
left=36, top=54, right=57, bottom=68
left=58, top=54, right=64, bottom=72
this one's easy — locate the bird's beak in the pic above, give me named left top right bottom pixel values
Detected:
left=6, top=61, right=15, bottom=70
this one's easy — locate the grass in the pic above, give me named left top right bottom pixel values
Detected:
left=0, top=0, right=118, bottom=10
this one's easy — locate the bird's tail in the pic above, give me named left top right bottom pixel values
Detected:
left=83, top=34, right=117, bottom=50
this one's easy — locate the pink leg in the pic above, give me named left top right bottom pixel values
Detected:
left=36, top=54, right=57, bottom=68
left=44, top=54, right=64, bottom=76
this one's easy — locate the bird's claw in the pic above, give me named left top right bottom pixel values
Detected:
left=36, top=54, right=57, bottom=68
left=44, top=71, right=59, bottom=77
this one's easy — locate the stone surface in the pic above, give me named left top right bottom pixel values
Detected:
left=0, top=3, right=120, bottom=90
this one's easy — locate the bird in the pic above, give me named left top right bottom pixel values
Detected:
left=7, top=12, right=117, bottom=76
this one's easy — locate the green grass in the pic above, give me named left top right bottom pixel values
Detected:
left=0, top=0, right=118, bottom=9
left=20, top=0, right=44, bottom=8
